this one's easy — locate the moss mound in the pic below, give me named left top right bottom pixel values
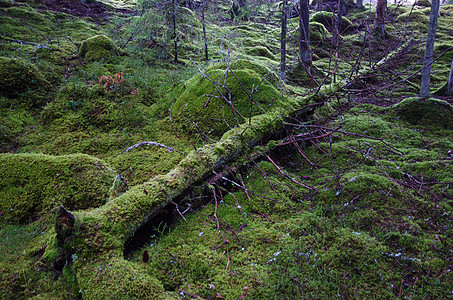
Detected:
left=172, top=65, right=283, bottom=138
left=244, top=45, right=276, bottom=60
left=76, top=257, right=165, bottom=299
left=0, top=153, right=115, bottom=224
left=310, top=11, right=353, bottom=33
left=390, top=97, right=453, bottom=129
left=310, top=21, right=331, bottom=42
left=79, top=35, right=118, bottom=63
left=0, top=57, right=50, bottom=106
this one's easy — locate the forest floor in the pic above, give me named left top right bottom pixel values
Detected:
left=0, top=0, right=452, bottom=299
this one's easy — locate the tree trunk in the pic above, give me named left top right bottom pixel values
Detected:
left=299, top=0, right=310, bottom=66
left=333, top=0, right=344, bottom=49
left=447, top=58, right=453, bottom=96
left=202, top=0, right=208, bottom=62
left=172, top=0, right=178, bottom=63
left=281, top=0, right=288, bottom=82
left=419, top=0, right=440, bottom=97
left=356, top=0, right=363, bottom=8
left=374, top=0, right=387, bottom=38
left=332, top=0, right=344, bottom=83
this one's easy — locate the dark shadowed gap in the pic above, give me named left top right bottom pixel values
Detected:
left=123, top=203, right=177, bottom=257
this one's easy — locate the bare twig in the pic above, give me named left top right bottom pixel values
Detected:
left=114, top=141, right=184, bottom=157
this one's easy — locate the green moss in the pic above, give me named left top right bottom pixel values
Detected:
left=309, top=11, right=353, bottom=33
left=415, top=0, right=431, bottom=7
left=390, top=97, right=453, bottom=129
left=79, top=35, right=119, bottom=63
left=396, top=8, right=430, bottom=30
left=244, top=45, right=276, bottom=60
left=76, top=256, right=165, bottom=299
left=0, top=153, right=115, bottom=224
left=41, top=234, right=59, bottom=265
left=310, top=21, right=331, bottom=42
left=0, top=57, right=50, bottom=107
left=172, top=65, right=284, bottom=138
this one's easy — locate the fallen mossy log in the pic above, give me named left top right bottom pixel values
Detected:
left=52, top=43, right=411, bottom=297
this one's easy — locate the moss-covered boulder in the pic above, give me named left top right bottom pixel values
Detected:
left=0, top=153, right=115, bottom=224
left=390, top=97, right=453, bottom=129
left=244, top=46, right=276, bottom=60
left=172, top=65, right=283, bottom=138
left=415, top=0, right=431, bottom=7
left=309, top=11, right=353, bottom=33
left=310, top=21, right=331, bottom=42
left=0, top=57, right=50, bottom=106
left=79, top=35, right=118, bottom=63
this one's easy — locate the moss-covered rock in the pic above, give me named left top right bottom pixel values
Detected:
left=390, top=97, right=453, bottom=129
left=0, top=57, right=50, bottom=107
left=415, top=0, right=431, bottom=7
left=244, top=46, right=276, bottom=60
left=172, top=65, right=284, bottom=138
left=310, top=11, right=353, bottom=33
left=0, top=153, right=115, bottom=224
left=79, top=35, right=119, bottom=63
left=310, top=21, right=331, bottom=42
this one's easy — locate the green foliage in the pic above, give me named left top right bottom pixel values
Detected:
left=0, top=153, right=115, bottom=224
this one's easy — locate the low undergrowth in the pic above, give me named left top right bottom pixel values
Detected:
left=1, top=0, right=453, bottom=299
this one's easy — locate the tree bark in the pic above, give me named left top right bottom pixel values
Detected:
left=281, top=0, right=288, bottom=82
left=299, top=0, right=310, bottom=66
left=374, top=0, right=387, bottom=38
left=202, top=0, right=208, bottom=62
left=172, top=0, right=178, bottom=63
left=333, top=0, right=344, bottom=49
left=419, top=0, right=440, bottom=97
left=356, top=0, right=363, bottom=9
left=447, top=58, right=453, bottom=96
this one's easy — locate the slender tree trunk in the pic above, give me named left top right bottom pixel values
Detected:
left=281, top=0, right=288, bottom=82
left=172, top=0, right=178, bottom=63
left=356, top=0, right=363, bottom=9
left=332, top=0, right=344, bottom=50
left=447, top=58, right=453, bottom=96
left=420, top=0, right=440, bottom=97
left=299, top=0, right=310, bottom=66
left=332, top=0, right=344, bottom=82
left=374, top=0, right=387, bottom=38
left=202, top=0, right=208, bottom=62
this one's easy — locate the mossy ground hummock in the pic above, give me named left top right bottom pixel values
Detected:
left=1, top=0, right=453, bottom=299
